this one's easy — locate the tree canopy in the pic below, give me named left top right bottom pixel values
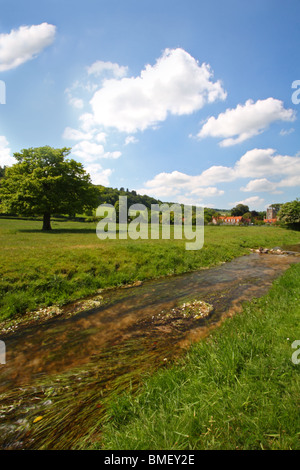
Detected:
left=278, top=199, right=300, bottom=229
left=0, top=146, right=99, bottom=230
left=0, top=166, right=6, bottom=179
left=231, top=204, right=250, bottom=216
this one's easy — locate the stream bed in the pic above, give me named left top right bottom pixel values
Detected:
left=0, top=251, right=299, bottom=449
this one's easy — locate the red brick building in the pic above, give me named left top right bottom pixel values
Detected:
left=212, top=215, right=244, bottom=225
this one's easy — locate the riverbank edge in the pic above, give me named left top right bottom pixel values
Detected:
left=0, top=251, right=245, bottom=336
left=95, top=262, right=300, bottom=450
left=1, top=247, right=299, bottom=336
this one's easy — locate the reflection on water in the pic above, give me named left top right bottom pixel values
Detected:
left=0, top=252, right=299, bottom=449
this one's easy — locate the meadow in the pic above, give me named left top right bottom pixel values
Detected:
left=0, top=216, right=299, bottom=321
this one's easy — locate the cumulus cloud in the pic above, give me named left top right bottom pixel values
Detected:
left=241, top=178, right=278, bottom=193
left=72, top=140, right=105, bottom=162
left=125, top=136, right=139, bottom=145
left=198, top=98, right=296, bottom=146
left=232, top=196, right=265, bottom=209
left=63, top=127, right=94, bottom=141
left=87, top=60, right=128, bottom=78
left=280, top=128, right=295, bottom=136
left=90, top=48, right=226, bottom=133
left=137, top=148, right=300, bottom=205
left=71, top=140, right=122, bottom=162
left=84, top=164, right=112, bottom=186
left=0, top=23, right=56, bottom=72
left=174, top=195, right=205, bottom=207
left=234, top=148, right=300, bottom=178
left=184, top=148, right=300, bottom=186
left=278, top=175, right=300, bottom=187
left=0, top=136, right=15, bottom=166
left=79, top=113, right=97, bottom=132
left=137, top=170, right=224, bottom=201
left=95, top=132, right=107, bottom=143
left=68, top=97, right=84, bottom=109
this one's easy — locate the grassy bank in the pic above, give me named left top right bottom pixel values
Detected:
left=0, top=217, right=299, bottom=321
left=97, top=263, right=300, bottom=450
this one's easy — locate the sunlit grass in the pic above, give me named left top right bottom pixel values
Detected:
left=0, top=217, right=299, bottom=320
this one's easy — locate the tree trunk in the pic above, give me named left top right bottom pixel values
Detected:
left=42, top=212, right=52, bottom=231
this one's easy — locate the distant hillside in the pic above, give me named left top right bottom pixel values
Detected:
left=95, top=185, right=164, bottom=209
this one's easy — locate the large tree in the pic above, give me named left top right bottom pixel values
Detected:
left=0, top=146, right=99, bottom=230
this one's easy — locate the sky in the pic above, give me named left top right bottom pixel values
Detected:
left=0, top=0, right=299, bottom=211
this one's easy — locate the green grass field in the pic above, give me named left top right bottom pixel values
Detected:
left=0, top=217, right=299, bottom=321
left=97, top=263, right=300, bottom=450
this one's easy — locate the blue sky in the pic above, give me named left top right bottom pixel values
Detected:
left=0, top=0, right=299, bottom=210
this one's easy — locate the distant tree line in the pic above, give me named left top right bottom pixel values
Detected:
left=1, top=150, right=299, bottom=230
left=95, top=185, right=163, bottom=210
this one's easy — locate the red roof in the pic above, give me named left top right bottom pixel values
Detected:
left=224, top=216, right=243, bottom=221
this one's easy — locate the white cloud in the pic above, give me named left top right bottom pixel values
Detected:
left=65, top=86, right=85, bottom=109
left=90, top=48, right=226, bottom=133
left=0, top=23, right=56, bottom=72
left=232, top=196, right=265, bottom=209
left=241, top=173, right=300, bottom=194
left=190, top=148, right=300, bottom=186
left=95, top=132, right=107, bottom=143
left=174, top=195, right=205, bottom=207
left=71, top=140, right=122, bottom=162
left=0, top=136, right=15, bottom=166
left=72, top=140, right=105, bottom=162
left=137, top=170, right=224, bottom=201
left=137, top=147, right=300, bottom=206
left=79, top=113, right=97, bottom=132
left=125, top=136, right=139, bottom=145
left=85, top=164, right=112, bottom=186
left=280, top=128, right=295, bottom=136
left=68, top=97, right=84, bottom=109
left=141, top=170, right=191, bottom=189
left=197, top=165, right=236, bottom=185
left=103, top=151, right=122, bottom=159
left=198, top=98, right=296, bottom=146
left=137, top=185, right=180, bottom=199
left=234, top=148, right=300, bottom=178
left=63, top=127, right=94, bottom=141
left=241, top=178, right=278, bottom=193
left=278, top=175, right=300, bottom=187
left=87, top=60, right=128, bottom=78
left=191, top=186, right=224, bottom=197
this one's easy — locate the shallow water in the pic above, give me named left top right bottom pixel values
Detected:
left=281, top=243, right=300, bottom=252
left=0, top=252, right=299, bottom=449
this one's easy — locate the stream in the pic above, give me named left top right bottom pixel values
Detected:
left=0, top=250, right=299, bottom=449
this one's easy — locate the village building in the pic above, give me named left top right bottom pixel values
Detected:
left=212, top=215, right=245, bottom=225
left=264, top=206, right=279, bottom=224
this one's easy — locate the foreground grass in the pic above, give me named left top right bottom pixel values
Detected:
left=97, top=263, right=300, bottom=450
left=0, top=217, right=299, bottom=321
